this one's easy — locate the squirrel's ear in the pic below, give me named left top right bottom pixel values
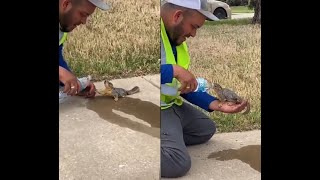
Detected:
left=108, top=81, right=114, bottom=87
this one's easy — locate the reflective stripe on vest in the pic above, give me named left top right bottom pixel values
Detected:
left=160, top=18, right=191, bottom=109
left=59, top=32, right=68, bottom=46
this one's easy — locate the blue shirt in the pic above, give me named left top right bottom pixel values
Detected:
left=59, top=45, right=71, bottom=86
left=59, top=45, right=71, bottom=72
left=161, top=44, right=217, bottom=112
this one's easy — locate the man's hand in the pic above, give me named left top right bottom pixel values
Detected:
left=59, top=66, right=80, bottom=96
left=77, top=82, right=96, bottom=98
left=173, top=65, right=198, bottom=94
left=209, top=100, right=248, bottom=113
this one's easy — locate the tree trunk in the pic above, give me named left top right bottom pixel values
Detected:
left=252, top=0, right=261, bottom=24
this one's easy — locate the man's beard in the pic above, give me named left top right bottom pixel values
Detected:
left=59, top=24, right=70, bottom=32
left=170, top=21, right=185, bottom=46
left=59, top=11, right=73, bottom=32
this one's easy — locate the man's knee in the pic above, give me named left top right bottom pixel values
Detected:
left=161, top=147, right=191, bottom=178
left=198, top=120, right=217, bottom=143
left=183, top=120, right=217, bottom=146
left=208, top=120, right=216, bottom=137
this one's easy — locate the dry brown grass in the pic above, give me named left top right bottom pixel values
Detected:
left=63, top=0, right=160, bottom=81
left=186, top=22, right=261, bottom=132
left=63, top=0, right=260, bottom=132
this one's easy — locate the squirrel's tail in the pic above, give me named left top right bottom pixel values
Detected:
left=127, top=86, right=140, bottom=95
left=242, top=101, right=251, bottom=115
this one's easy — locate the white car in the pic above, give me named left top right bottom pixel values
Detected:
left=160, top=0, right=232, bottom=20
left=207, top=0, right=231, bottom=20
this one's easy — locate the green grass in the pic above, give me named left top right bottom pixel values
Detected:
left=186, top=20, right=261, bottom=133
left=231, top=6, right=254, bottom=13
left=206, top=18, right=252, bottom=26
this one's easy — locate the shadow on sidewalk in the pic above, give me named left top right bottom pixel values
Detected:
left=86, top=96, right=160, bottom=138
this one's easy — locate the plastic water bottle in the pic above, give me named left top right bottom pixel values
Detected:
left=59, top=75, right=92, bottom=103
left=194, top=77, right=212, bottom=92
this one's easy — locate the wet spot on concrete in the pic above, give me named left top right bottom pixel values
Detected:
left=208, top=145, right=261, bottom=172
left=86, top=96, right=160, bottom=138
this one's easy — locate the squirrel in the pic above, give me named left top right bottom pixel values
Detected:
left=211, top=82, right=250, bottom=115
left=96, top=80, right=140, bottom=101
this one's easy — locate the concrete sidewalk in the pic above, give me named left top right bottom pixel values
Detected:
left=59, top=74, right=261, bottom=180
left=59, top=75, right=161, bottom=180
left=162, top=130, right=261, bottom=180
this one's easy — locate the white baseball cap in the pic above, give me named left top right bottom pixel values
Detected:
left=88, top=0, right=110, bottom=11
left=166, top=0, right=219, bottom=21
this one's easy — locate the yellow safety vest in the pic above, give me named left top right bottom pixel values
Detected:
left=160, top=18, right=191, bottom=110
left=59, top=32, right=68, bottom=46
